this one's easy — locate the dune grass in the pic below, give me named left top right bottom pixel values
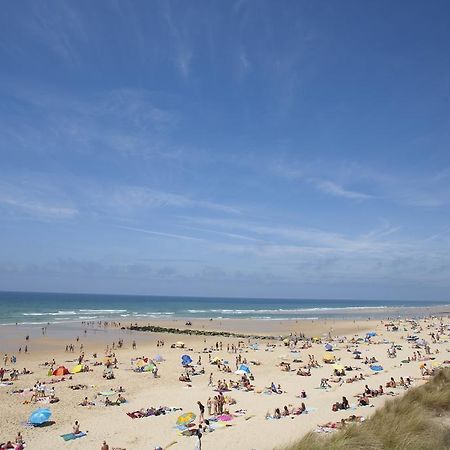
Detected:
left=282, top=368, right=450, bottom=450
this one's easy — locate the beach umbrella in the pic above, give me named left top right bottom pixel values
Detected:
left=103, top=357, right=111, bottom=365
left=154, top=355, right=164, bottom=362
left=181, top=355, right=192, bottom=366
left=176, top=341, right=185, bottom=348
left=333, top=364, right=344, bottom=371
left=370, top=365, right=383, bottom=372
left=136, top=359, right=146, bottom=368
left=71, top=364, right=83, bottom=374
left=29, top=408, right=52, bottom=425
left=324, top=343, right=333, bottom=351
left=250, top=343, right=259, bottom=350
left=431, top=361, right=442, bottom=368
left=52, top=366, right=69, bottom=376
left=322, top=353, right=335, bottom=363
left=353, top=350, right=362, bottom=354
left=238, top=364, right=251, bottom=373
left=176, top=412, right=196, bottom=426
left=366, top=332, right=377, bottom=337
left=143, top=363, right=155, bottom=372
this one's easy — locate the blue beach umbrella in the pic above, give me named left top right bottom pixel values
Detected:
left=238, top=364, right=251, bottom=373
left=324, top=343, right=333, bottom=351
left=181, top=355, right=192, bottom=366
left=366, top=332, right=377, bottom=337
left=370, top=365, right=383, bottom=372
left=29, top=408, right=52, bottom=425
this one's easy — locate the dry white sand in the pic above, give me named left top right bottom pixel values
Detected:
left=0, top=316, right=449, bottom=450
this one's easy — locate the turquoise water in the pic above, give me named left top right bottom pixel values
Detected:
left=0, top=291, right=449, bottom=325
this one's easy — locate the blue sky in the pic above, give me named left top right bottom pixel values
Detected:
left=1, top=1, right=450, bottom=300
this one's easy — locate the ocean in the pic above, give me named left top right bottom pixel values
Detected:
left=0, top=291, right=449, bottom=326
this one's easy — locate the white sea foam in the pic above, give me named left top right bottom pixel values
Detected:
left=183, top=306, right=391, bottom=315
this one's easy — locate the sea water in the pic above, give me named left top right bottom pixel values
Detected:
left=0, top=291, right=449, bottom=325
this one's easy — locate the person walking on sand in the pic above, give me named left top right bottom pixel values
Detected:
left=197, top=401, right=205, bottom=422
left=194, top=428, right=202, bottom=450
left=101, top=441, right=109, bottom=450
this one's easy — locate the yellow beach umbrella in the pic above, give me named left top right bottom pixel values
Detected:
left=431, top=361, right=442, bottom=368
left=333, top=364, right=344, bottom=371
left=72, top=364, right=83, bottom=374
left=176, top=412, right=196, bottom=426
left=136, top=359, right=146, bottom=368
left=323, top=353, right=335, bottom=362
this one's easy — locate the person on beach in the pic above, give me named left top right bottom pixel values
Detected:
left=73, top=420, right=80, bottom=434
left=358, top=394, right=370, bottom=406
left=101, top=441, right=109, bottom=450
left=194, top=428, right=202, bottom=450
left=197, top=401, right=205, bottom=422
left=342, top=396, right=349, bottom=409
left=116, top=393, right=126, bottom=404
left=15, top=432, right=23, bottom=445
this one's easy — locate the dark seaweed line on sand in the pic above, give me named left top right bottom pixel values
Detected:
left=127, top=325, right=281, bottom=340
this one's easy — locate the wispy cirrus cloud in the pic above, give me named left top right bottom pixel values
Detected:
left=162, top=1, right=193, bottom=78
left=269, top=158, right=449, bottom=207
left=311, top=179, right=373, bottom=200
left=102, top=185, right=240, bottom=215
left=24, top=1, right=87, bottom=64
left=117, top=226, right=204, bottom=242
left=0, top=179, right=78, bottom=220
left=0, top=193, right=78, bottom=219
left=1, top=86, right=180, bottom=161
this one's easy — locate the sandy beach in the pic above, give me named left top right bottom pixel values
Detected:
left=1, top=315, right=449, bottom=450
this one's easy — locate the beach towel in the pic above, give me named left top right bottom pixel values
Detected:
left=99, top=391, right=115, bottom=396
left=60, top=432, right=87, bottom=441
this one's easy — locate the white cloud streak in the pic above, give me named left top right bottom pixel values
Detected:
left=118, top=225, right=203, bottom=242
left=0, top=194, right=78, bottom=219
left=105, top=186, right=240, bottom=215
left=312, top=179, right=372, bottom=200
